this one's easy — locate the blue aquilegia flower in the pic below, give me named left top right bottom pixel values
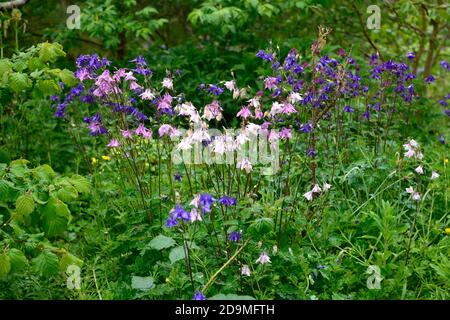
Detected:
left=229, top=231, right=242, bottom=242
left=218, top=195, right=237, bottom=207
left=199, top=193, right=215, bottom=213
left=193, top=291, right=206, bottom=300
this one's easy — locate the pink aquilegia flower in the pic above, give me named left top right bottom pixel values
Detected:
left=189, top=208, right=202, bottom=222
left=412, top=192, right=421, bottom=201
left=121, top=129, right=133, bottom=139
left=224, top=80, right=236, bottom=91
left=312, top=184, right=322, bottom=193
left=264, top=76, right=278, bottom=90
left=237, top=106, right=252, bottom=119
left=281, top=102, right=297, bottom=114
left=129, top=81, right=142, bottom=91
left=107, top=138, right=120, bottom=148
left=415, top=166, right=424, bottom=175
left=279, top=127, right=292, bottom=140
left=135, top=123, right=152, bottom=139
left=323, top=183, right=332, bottom=191
left=203, top=100, right=223, bottom=121
left=140, top=89, right=155, bottom=100
left=256, top=251, right=271, bottom=264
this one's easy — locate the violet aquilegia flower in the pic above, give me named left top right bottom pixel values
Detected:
left=193, top=291, right=206, bottom=300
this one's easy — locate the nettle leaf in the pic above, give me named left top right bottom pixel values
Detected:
left=169, top=246, right=186, bottom=264
left=248, top=217, right=274, bottom=235
left=0, top=253, right=11, bottom=277
left=42, top=196, right=71, bottom=237
left=59, top=69, right=78, bottom=86
left=149, top=234, right=176, bottom=250
left=37, top=79, right=61, bottom=96
left=13, top=59, right=28, bottom=72
left=57, top=185, right=79, bottom=202
left=68, top=175, right=91, bottom=194
left=31, top=164, right=56, bottom=181
left=9, top=159, right=30, bottom=177
left=32, top=250, right=59, bottom=276
left=38, top=42, right=66, bottom=63
left=8, top=72, right=31, bottom=93
left=0, top=59, right=13, bottom=77
left=16, top=194, right=35, bottom=216
left=8, top=248, right=28, bottom=272
left=0, top=180, right=16, bottom=202
left=59, top=253, right=83, bottom=272
left=28, top=57, right=46, bottom=72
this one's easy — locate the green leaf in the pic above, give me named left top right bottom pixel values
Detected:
left=28, top=57, right=46, bottom=72
left=8, top=248, right=28, bottom=272
left=0, top=253, right=11, bottom=277
left=0, top=59, right=13, bottom=77
left=59, top=253, right=83, bottom=272
left=169, top=246, right=186, bottom=264
left=59, top=69, right=78, bottom=86
left=31, top=164, right=56, bottom=181
left=69, top=175, right=91, bottom=194
left=57, top=185, right=79, bottom=202
left=16, top=194, right=35, bottom=216
left=209, top=293, right=255, bottom=300
left=8, top=72, right=31, bottom=92
left=42, top=196, right=71, bottom=237
left=38, top=42, right=66, bottom=63
left=37, top=79, right=61, bottom=96
left=9, top=159, right=30, bottom=177
left=248, top=217, right=274, bottom=235
left=149, top=234, right=176, bottom=250
left=32, top=250, right=59, bottom=276
left=131, top=276, right=155, bottom=291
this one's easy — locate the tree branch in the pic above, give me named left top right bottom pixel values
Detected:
left=0, top=0, right=27, bottom=9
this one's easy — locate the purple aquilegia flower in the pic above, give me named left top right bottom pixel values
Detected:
left=440, top=60, right=450, bottom=71
left=343, top=105, right=354, bottom=113
left=166, top=216, right=177, bottom=228
left=439, top=135, right=445, bottom=145
left=172, top=205, right=190, bottom=222
left=406, top=52, right=415, bottom=60
left=425, top=74, right=435, bottom=84
left=174, top=173, right=182, bottom=182
left=207, top=84, right=224, bottom=96
left=229, top=231, right=242, bottom=242
left=199, top=193, right=215, bottom=213
left=193, top=291, right=206, bottom=300
left=218, top=195, right=237, bottom=207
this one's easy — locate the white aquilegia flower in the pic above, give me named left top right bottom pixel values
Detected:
left=189, top=208, right=202, bottom=222
left=256, top=251, right=271, bottom=264
left=412, top=192, right=421, bottom=201
left=140, top=88, right=155, bottom=100
left=241, top=265, right=251, bottom=277
left=405, top=186, right=415, bottom=194
left=239, top=158, right=253, bottom=174
left=415, top=166, right=424, bottom=175
left=190, top=194, right=200, bottom=208
left=323, top=183, right=332, bottom=191
left=304, top=190, right=314, bottom=201
left=162, top=77, right=173, bottom=90
left=431, top=171, right=440, bottom=180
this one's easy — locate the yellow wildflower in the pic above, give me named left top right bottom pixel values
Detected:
left=91, top=157, right=97, bottom=165
left=445, top=228, right=450, bottom=235
left=444, top=158, right=448, bottom=165
left=101, top=155, right=111, bottom=161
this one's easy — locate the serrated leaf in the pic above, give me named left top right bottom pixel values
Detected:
left=69, top=175, right=91, bottom=194
left=0, top=59, right=13, bottom=77
left=32, top=164, right=55, bottom=181
left=42, top=196, right=71, bottom=237
left=8, top=248, right=28, bottom=272
left=9, top=159, right=30, bottom=177
left=149, top=234, right=176, bottom=250
left=131, top=276, right=155, bottom=291
left=37, top=79, right=61, bottom=96
left=8, top=72, right=31, bottom=93
left=57, top=186, right=79, bottom=202
left=16, top=194, right=35, bottom=216
left=0, top=253, right=11, bottom=277
left=38, top=42, right=66, bottom=63
left=32, top=250, right=59, bottom=276
left=169, top=246, right=186, bottom=264
left=59, top=69, right=78, bottom=86
left=28, top=57, right=46, bottom=72
left=59, top=253, right=83, bottom=272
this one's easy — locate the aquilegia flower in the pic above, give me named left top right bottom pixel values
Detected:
left=219, top=195, right=237, bottom=207
left=107, top=138, right=120, bottom=148
left=241, top=265, right=251, bottom=276
left=431, top=171, right=440, bottom=180
left=415, top=166, right=424, bottom=175
left=256, top=251, right=271, bottom=264
left=229, top=231, right=242, bottom=242
left=193, top=291, right=206, bottom=300
left=199, top=193, right=215, bottom=213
